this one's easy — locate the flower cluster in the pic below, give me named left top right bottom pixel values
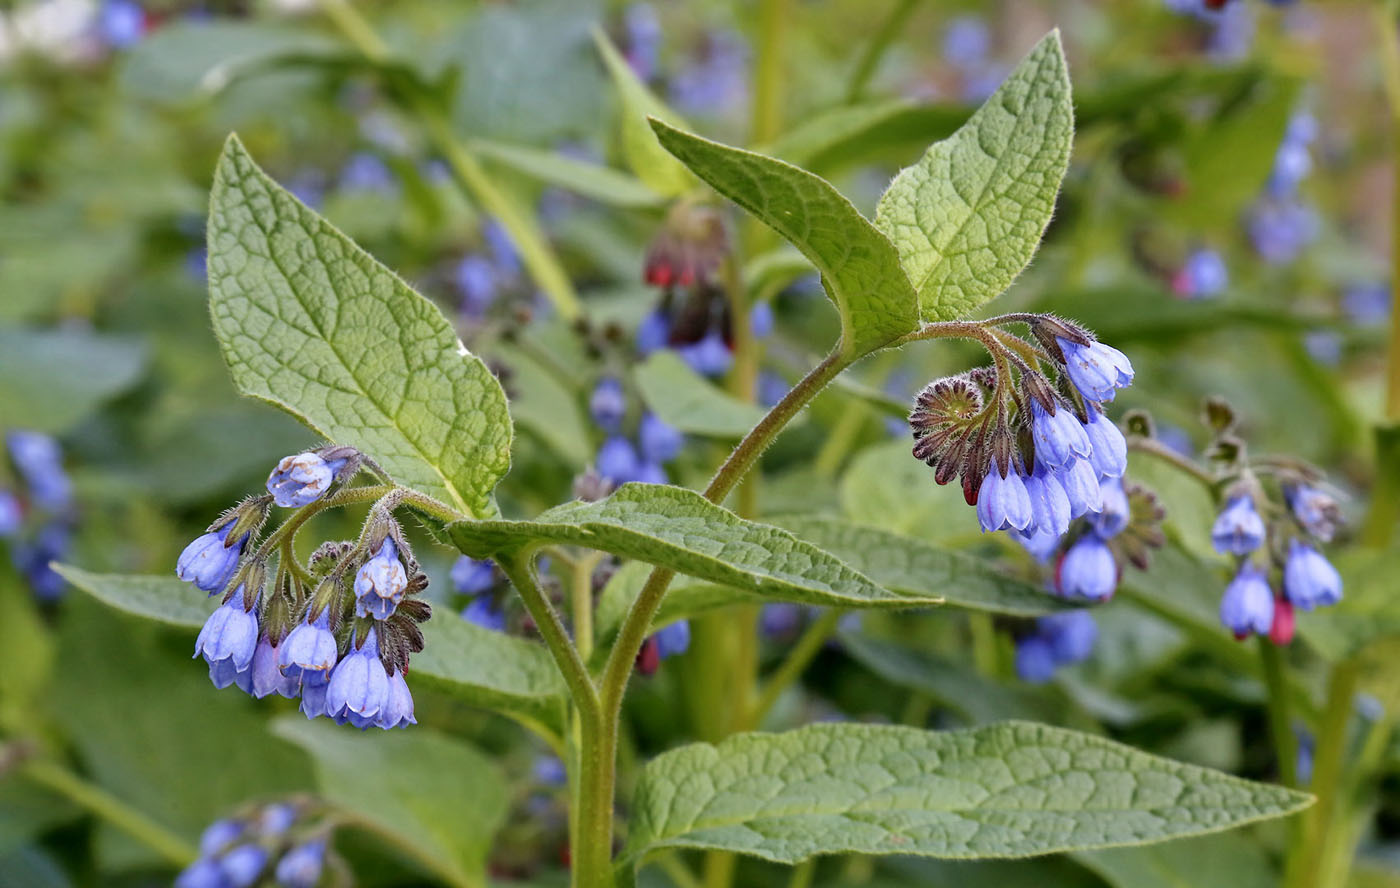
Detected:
left=1212, top=480, right=1342, bottom=643
left=1015, top=611, right=1098, bottom=683
left=590, top=377, right=685, bottom=486
left=179, top=446, right=431, bottom=730
left=1248, top=111, right=1319, bottom=264
left=3, top=430, right=76, bottom=601
left=175, top=800, right=330, bottom=888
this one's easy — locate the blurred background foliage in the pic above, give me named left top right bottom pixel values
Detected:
left=1, top=0, right=1399, bottom=886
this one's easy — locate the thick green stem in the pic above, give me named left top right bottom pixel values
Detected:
left=1286, top=660, right=1361, bottom=888
left=497, top=553, right=598, bottom=725
left=1377, top=0, right=1400, bottom=423
left=1258, top=638, right=1298, bottom=787
left=23, top=759, right=197, bottom=867
left=845, top=0, right=920, bottom=103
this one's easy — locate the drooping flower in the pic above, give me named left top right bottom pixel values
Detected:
left=198, top=819, right=243, bottom=857
left=279, top=609, right=339, bottom=682
left=677, top=330, right=733, bottom=378
left=219, top=844, right=268, bottom=888
left=1029, top=402, right=1091, bottom=469
left=636, top=310, right=671, bottom=355
left=462, top=597, right=507, bottom=632
left=7, top=430, right=71, bottom=511
left=194, top=592, right=259, bottom=681
left=249, top=637, right=299, bottom=699
left=639, top=412, right=684, bottom=464
left=274, top=839, right=327, bottom=888
left=589, top=378, right=626, bottom=432
left=1284, top=483, right=1340, bottom=542
left=177, top=524, right=244, bottom=595
left=299, top=672, right=330, bottom=721
left=1039, top=611, right=1098, bottom=664
left=375, top=670, right=416, bottom=729
left=976, top=458, right=1032, bottom=533
left=1282, top=540, right=1342, bottom=610
left=655, top=619, right=691, bottom=659
left=174, top=857, right=228, bottom=888
left=267, top=451, right=346, bottom=509
left=1220, top=563, right=1275, bottom=638
left=1056, top=457, right=1103, bottom=519
left=1014, top=526, right=1062, bottom=563
left=0, top=490, right=21, bottom=537
left=596, top=437, right=641, bottom=484
left=1056, top=338, right=1135, bottom=402
left=451, top=556, right=496, bottom=596
left=1015, top=636, right=1057, bottom=683
left=256, top=803, right=296, bottom=837
left=1022, top=464, right=1070, bottom=538
left=324, top=627, right=390, bottom=729
left=354, top=538, right=408, bottom=620
left=1211, top=495, right=1266, bottom=555
left=1082, top=411, right=1127, bottom=478
left=1056, top=536, right=1117, bottom=600
left=749, top=301, right=775, bottom=339
left=1269, top=597, right=1296, bottom=645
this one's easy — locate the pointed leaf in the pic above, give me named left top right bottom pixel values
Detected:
left=272, top=717, right=507, bottom=888
left=634, top=351, right=767, bottom=438
left=0, top=327, right=146, bottom=434
left=649, top=119, right=919, bottom=357
left=874, top=32, right=1073, bottom=321
left=448, top=483, right=939, bottom=610
left=593, top=29, right=694, bottom=196
left=620, top=721, right=1311, bottom=876
left=207, top=135, right=512, bottom=518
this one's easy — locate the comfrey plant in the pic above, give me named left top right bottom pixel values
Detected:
left=80, top=30, right=1314, bottom=888
left=175, top=798, right=335, bottom=888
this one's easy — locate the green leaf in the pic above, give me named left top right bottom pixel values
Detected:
left=649, top=119, right=919, bottom=357
left=593, top=29, right=694, bottom=197
left=619, top=721, right=1310, bottom=877
left=0, top=327, right=146, bottom=434
left=1076, top=830, right=1279, bottom=888
left=411, top=616, right=570, bottom=741
left=776, top=515, right=1072, bottom=617
left=495, top=344, right=591, bottom=468
left=449, top=484, right=938, bottom=611
left=634, top=351, right=767, bottom=438
left=121, top=21, right=335, bottom=103
left=272, top=717, right=507, bottom=888
left=766, top=99, right=967, bottom=174
left=840, top=632, right=1063, bottom=726
left=874, top=32, right=1073, bottom=321
left=207, top=135, right=513, bottom=518
left=839, top=440, right=981, bottom=545
left=53, top=566, right=211, bottom=630
left=54, top=567, right=570, bottom=741
left=470, top=138, right=664, bottom=208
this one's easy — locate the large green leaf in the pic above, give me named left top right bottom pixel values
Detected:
left=649, top=119, right=919, bottom=358
left=619, top=721, right=1310, bottom=877
left=776, top=515, right=1072, bottom=616
left=449, top=484, right=938, bottom=611
left=593, top=29, right=694, bottom=196
left=272, top=718, right=507, bottom=888
left=1076, top=830, right=1279, bottom=888
left=634, top=351, right=767, bottom=438
left=874, top=32, right=1073, bottom=321
left=207, top=135, right=512, bottom=518
left=494, top=343, right=591, bottom=468
left=55, top=567, right=569, bottom=741
left=0, top=327, right=146, bottom=434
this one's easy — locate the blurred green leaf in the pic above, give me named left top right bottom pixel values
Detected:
left=48, top=599, right=310, bottom=870
left=272, top=718, right=507, bottom=888
left=650, top=119, right=919, bottom=357
left=449, top=483, right=938, bottom=612
left=0, top=779, right=78, bottom=859
left=0, top=847, right=71, bottom=888
left=775, top=515, right=1074, bottom=616
left=875, top=32, right=1073, bottom=321
left=207, top=135, right=513, bottom=519
left=496, top=344, right=591, bottom=468
left=0, top=327, right=145, bottom=434
left=1076, top=830, right=1278, bottom=888
left=593, top=29, right=694, bottom=196
left=633, top=351, right=767, bottom=438
left=54, top=567, right=210, bottom=630
left=121, top=21, right=337, bottom=103
left=839, top=440, right=981, bottom=545
left=767, top=99, right=967, bottom=174
left=1299, top=548, right=1400, bottom=664
left=411, top=616, right=570, bottom=740
left=470, top=139, right=664, bottom=208
left=619, top=721, right=1310, bottom=876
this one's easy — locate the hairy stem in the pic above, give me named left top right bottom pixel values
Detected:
left=1287, top=660, right=1360, bottom=888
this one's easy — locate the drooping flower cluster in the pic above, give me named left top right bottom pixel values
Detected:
left=3, top=430, right=76, bottom=601
left=589, top=376, right=685, bottom=487
left=1213, top=480, right=1343, bottom=643
left=174, top=800, right=331, bottom=888
left=179, top=446, right=430, bottom=730
left=1015, top=610, right=1098, bottom=683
